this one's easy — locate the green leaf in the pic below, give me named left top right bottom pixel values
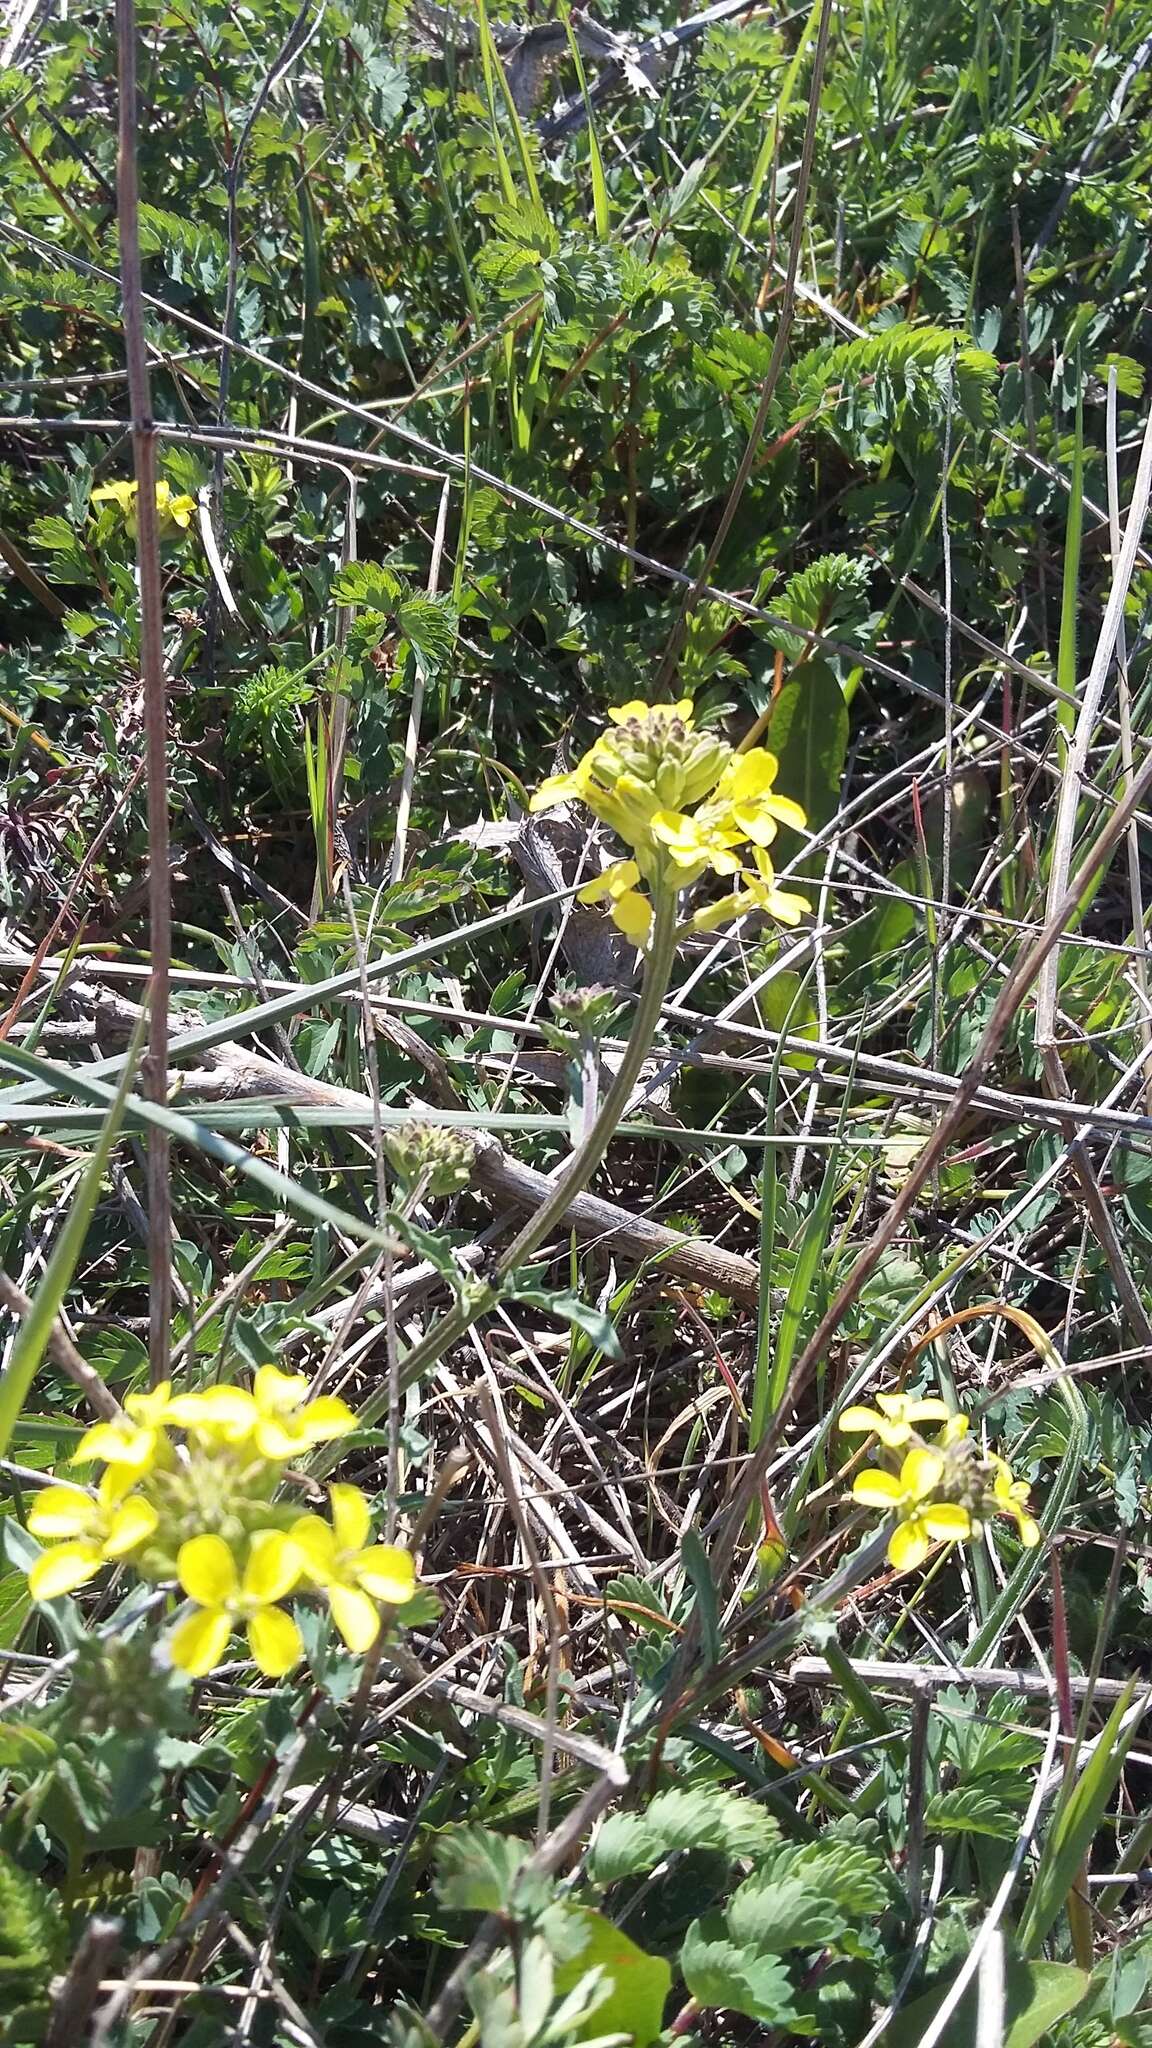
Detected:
left=679, top=1529, right=719, bottom=1669
left=0, top=1024, right=141, bottom=1459
left=434, top=1826, right=527, bottom=1913
left=680, top=1924, right=797, bottom=2024
left=725, top=1871, right=849, bottom=1950
left=396, top=593, right=458, bottom=682
left=1018, top=1679, right=1143, bottom=1955
left=545, top=1906, right=671, bottom=2046
left=924, top=1786, right=1020, bottom=1839
left=765, top=658, right=849, bottom=855
left=589, top=1788, right=779, bottom=1885
left=753, top=1839, right=891, bottom=1917
left=884, top=1958, right=1089, bottom=2048
left=767, top=553, right=872, bottom=659
left=331, top=561, right=404, bottom=610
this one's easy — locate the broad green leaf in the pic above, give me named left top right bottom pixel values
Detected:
left=546, top=1906, right=670, bottom=2046
left=884, top=1958, right=1089, bottom=2048
left=765, top=658, right=849, bottom=864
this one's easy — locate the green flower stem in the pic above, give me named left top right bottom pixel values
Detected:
left=339, top=890, right=680, bottom=1445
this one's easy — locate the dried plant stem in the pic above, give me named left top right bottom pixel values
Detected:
left=114, top=0, right=172, bottom=1382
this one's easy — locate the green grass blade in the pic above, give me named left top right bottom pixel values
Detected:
left=0, top=1012, right=143, bottom=1458
left=563, top=14, right=610, bottom=241
left=1017, top=1677, right=1143, bottom=1956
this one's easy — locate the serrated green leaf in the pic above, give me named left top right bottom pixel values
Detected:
left=680, top=1923, right=797, bottom=2023
left=588, top=1788, right=779, bottom=1885
left=434, top=1826, right=527, bottom=1912
left=725, top=1871, right=849, bottom=1950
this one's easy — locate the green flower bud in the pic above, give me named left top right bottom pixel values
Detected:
left=385, top=1120, right=475, bottom=1196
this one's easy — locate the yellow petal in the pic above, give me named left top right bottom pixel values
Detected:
left=838, top=1405, right=884, bottom=1435
left=27, top=1486, right=94, bottom=1541
left=888, top=1518, right=931, bottom=1572
left=872, top=1417, right=913, bottom=1449
left=168, top=1388, right=256, bottom=1436
left=578, top=859, right=639, bottom=905
left=28, top=1541, right=102, bottom=1600
left=939, top=1414, right=969, bottom=1445
left=243, top=1530, right=301, bottom=1605
left=919, top=1504, right=972, bottom=1542
left=293, top=1396, right=357, bottom=1442
left=73, top=1421, right=134, bottom=1463
left=169, top=1607, right=232, bottom=1677
left=763, top=885, right=809, bottom=927
left=329, top=1584, right=381, bottom=1653
left=353, top=1544, right=417, bottom=1606
left=1014, top=1513, right=1041, bottom=1549
left=254, top=1365, right=308, bottom=1415
left=290, top=1515, right=338, bottom=1581
left=247, top=1605, right=303, bottom=1678
left=104, top=1496, right=159, bottom=1556
left=900, top=1448, right=945, bottom=1500
left=765, top=793, right=808, bottom=831
left=329, top=1484, right=372, bottom=1553
left=852, top=1469, right=903, bottom=1508
left=610, top=890, right=653, bottom=946
left=608, top=700, right=651, bottom=724
left=178, top=1533, right=238, bottom=1607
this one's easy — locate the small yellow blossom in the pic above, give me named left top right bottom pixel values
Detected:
left=853, top=1447, right=972, bottom=1572
left=989, top=1456, right=1040, bottom=1547
left=839, top=1392, right=953, bottom=1449
left=578, top=858, right=653, bottom=947
left=650, top=808, right=744, bottom=882
left=74, top=1381, right=181, bottom=1475
left=91, top=478, right=197, bottom=537
left=709, top=748, right=808, bottom=847
left=291, top=1484, right=417, bottom=1652
left=169, top=1366, right=356, bottom=1463
left=691, top=847, right=809, bottom=932
left=27, top=1469, right=159, bottom=1601
left=169, top=1530, right=303, bottom=1678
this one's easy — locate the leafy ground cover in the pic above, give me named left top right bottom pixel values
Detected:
left=3, top=0, right=1152, bottom=2039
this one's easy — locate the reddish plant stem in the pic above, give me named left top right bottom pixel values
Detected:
left=115, top=0, right=172, bottom=1381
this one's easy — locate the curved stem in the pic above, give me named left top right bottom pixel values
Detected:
left=339, top=891, right=680, bottom=1441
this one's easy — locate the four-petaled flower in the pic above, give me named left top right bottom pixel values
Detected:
left=650, top=807, right=744, bottom=883
left=91, top=478, right=197, bottom=537
left=74, top=1381, right=182, bottom=1474
left=291, top=1484, right=417, bottom=1651
left=852, top=1448, right=973, bottom=1572
left=169, top=1365, right=356, bottom=1462
left=169, top=1530, right=304, bottom=1678
left=839, top=1392, right=953, bottom=1449
left=709, top=748, right=808, bottom=846
left=990, top=1456, right=1040, bottom=1548
left=26, top=1469, right=158, bottom=1601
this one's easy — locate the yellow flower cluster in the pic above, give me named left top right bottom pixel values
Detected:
left=530, top=700, right=809, bottom=947
left=25, top=1367, right=417, bottom=1679
left=91, top=478, right=197, bottom=537
left=840, top=1394, right=1041, bottom=1573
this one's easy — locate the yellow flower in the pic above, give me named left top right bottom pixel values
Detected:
left=91, top=478, right=197, bottom=537
left=710, top=749, right=808, bottom=847
left=691, top=848, right=809, bottom=933
left=578, top=860, right=653, bottom=947
left=26, top=1469, right=159, bottom=1601
left=989, top=1456, right=1040, bottom=1548
left=839, top=1392, right=953, bottom=1449
left=528, top=757, right=594, bottom=814
left=74, top=1381, right=181, bottom=1474
left=169, top=1366, right=356, bottom=1462
left=853, top=1447, right=973, bottom=1572
left=650, top=808, right=744, bottom=882
left=608, top=698, right=693, bottom=726
left=291, top=1484, right=417, bottom=1652
left=169, top=1530, right=303, bottom=1678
